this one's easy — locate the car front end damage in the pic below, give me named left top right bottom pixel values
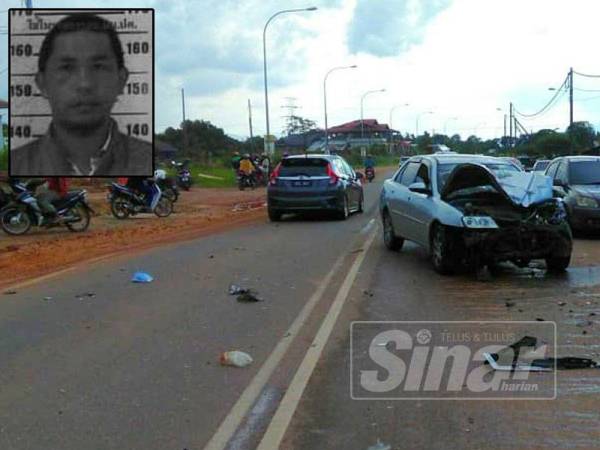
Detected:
left=440, top=164, right=572, bottom=271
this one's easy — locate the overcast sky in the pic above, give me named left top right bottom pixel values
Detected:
left=2, top=0, right=600, bottom=140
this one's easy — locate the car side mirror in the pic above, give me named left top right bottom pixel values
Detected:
left=409, top=181, right=432, bottom=195
left=553, top=178, right=564, bottom=187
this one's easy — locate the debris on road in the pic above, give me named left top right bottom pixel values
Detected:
left=505, top=301, right=515, bottom=308
left=43, top=296, right=52, bottom=301
left=220, top=351, right=253, bottom=367
left=75, top=292, right=96, bottom=300
left=3, top=290, right=17, bottom=295
left=484, top=336, right=600, bottom=371
left=237, top=291, right=262, bottom=302
left=557, top=301, right=567, bottom=306
left=229, top=284, right=247, bottom=295
left=131, top=272, right=153, bottom=283
left=366, top=440, right=391, bottom=450
left=228, top=284, right=263, bottom=302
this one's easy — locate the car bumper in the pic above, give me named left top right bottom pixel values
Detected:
left=267, top=193, right=343, bottom=211
left=569, top=206, right=600, bottom=230
left=461, top=224, right=572, bottom=263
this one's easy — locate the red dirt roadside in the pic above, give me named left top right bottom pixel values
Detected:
left=0, top=187, right=267, bottom=290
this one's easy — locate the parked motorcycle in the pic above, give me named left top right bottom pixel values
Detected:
left=237, top=171, right=256, bottom=191
left=108, top=181, right=173, bottom=219
left=0, top=180, right=94, bottom=235
left=172, top=161, right=192, bottom=191
left=154, top=169, right=179, bottom=203
left=365, top=167, right=375, bottom=183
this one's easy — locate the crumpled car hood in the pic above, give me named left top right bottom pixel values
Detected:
left=441, top=163, right=553, bottom=208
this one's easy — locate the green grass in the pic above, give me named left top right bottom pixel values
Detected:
left=160, top=163, right=238, bottom=188
left=0, top=146, right=7, bottom=172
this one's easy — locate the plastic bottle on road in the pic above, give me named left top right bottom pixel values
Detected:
left=220, top=351, right=253, bottom=367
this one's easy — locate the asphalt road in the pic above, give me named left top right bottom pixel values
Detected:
left=1, top=170, right=600, bottom=450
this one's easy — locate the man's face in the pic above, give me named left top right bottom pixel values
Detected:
left=36, top=30, right=127, bottom=131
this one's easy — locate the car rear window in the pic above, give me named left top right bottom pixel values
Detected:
left=279, top=158, right=329, bottom=176
left=569, top=160, right=600, bottom=185
left=533, top=160, right=549, bottom=171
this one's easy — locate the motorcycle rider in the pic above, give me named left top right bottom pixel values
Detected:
left=364, top=154, right=376, bottom=179
left=238, top=153, right=256, bottom=184
left=231, top=151, right=242, bottom=171
left=37, top=177, right=70, bottom=223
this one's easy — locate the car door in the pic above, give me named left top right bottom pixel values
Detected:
left=341, top=158, right=362, bottom=208
left=405, top=161, right=435, bottom=246
left=332, top=159, right=353, bottom=207
left=388, top=161, right=420, bottom=241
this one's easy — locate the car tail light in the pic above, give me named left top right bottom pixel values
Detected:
left=326, top=163, right=339, bottom=185
left=269, top=163, right=281, bottom=185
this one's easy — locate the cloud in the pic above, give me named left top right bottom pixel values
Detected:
left=347, top=0, right=451, bottom=57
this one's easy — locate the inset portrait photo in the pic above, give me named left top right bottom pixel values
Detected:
left=9, top=9, right=154, bottom=177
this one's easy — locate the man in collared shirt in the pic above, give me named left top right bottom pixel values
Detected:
left=10, top=13, right=152, bottom=177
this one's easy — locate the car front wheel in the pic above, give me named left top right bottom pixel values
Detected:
left=382, top=211, right=404, bottom=251
left=545, top=255, right=571, bottom=273
left=431, top=223, right=455, bottom=275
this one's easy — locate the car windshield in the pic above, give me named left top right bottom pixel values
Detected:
left=279, top=158, right=329, bottom=177
left=437, top=162, right=520, bottom=192
left=533, top=161, right=549, bottom=171
left=569, top=160, right=600, bottom=185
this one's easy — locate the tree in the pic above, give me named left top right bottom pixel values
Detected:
left=284, top=115, right=317, bottom=136
left=567, top=121, right=596, bottom=151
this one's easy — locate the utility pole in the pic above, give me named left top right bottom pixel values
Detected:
left=569, top=67, right=574, bottom=128
left=503, top=114, right=507, bottom=146
left=181, top=88, right=187, bottom=156
left=248, top=99, right=254, bottom=150
left=281, top=97, right=299, bottom=136
left=509, top=102, right=513, bottom=148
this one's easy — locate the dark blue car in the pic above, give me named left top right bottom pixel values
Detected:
left=267, top=154, right=364, bottom=221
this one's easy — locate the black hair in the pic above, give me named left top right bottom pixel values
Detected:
left=38, top=13, right=124, bottom=72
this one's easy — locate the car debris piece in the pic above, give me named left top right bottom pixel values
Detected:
left=228, top=284, right=248, bottom=295
left=366, top=440, right=391, bottom=450
left=3, top=290, right=17, bottom=295
left=220, top=351, right=253, bottom=368
left=131, top=272, right=153, bottom=283
left=505, top=301, right=515, bottom=308
left=237, top=291, right=262, bottom=303
left=557, top=301, right=567, bottom=306
left=484, top=336, right=600, bottom=371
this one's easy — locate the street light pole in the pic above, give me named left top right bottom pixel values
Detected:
left=415, top=111, right=434, bottom=137
left=388, top=103, right=409, bottom=153
left=324, top=64, right=357, bottom=154
left=263, top=7, right=317, bottom=156
left=360, top=89, right=386, bottom=143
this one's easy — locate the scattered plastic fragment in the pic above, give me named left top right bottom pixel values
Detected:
left=43, top=296, right=52, bottom=301
left=366, top=440, right=391, bottom=450
left=557, top=301, right=567, bottom=306
left=131, top=272, right=153, bottom=283
left=505, top=301, right=515, bottom=308
left=3, top=290, right=17, bottom=295
left=228, top=284, right=248, bottom=295
left=220, top=351, right=253, bottom=367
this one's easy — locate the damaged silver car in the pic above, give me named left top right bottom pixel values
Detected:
left=380, top=154, right=572, bottom=275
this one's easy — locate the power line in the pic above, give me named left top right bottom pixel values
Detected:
left=514, top=77, right=568, bottom=118
left=574, top=87, right=600, bottom=92
left=573, top=70, right=600, bottom=78
left=574, top=94, right=600, bottom=102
